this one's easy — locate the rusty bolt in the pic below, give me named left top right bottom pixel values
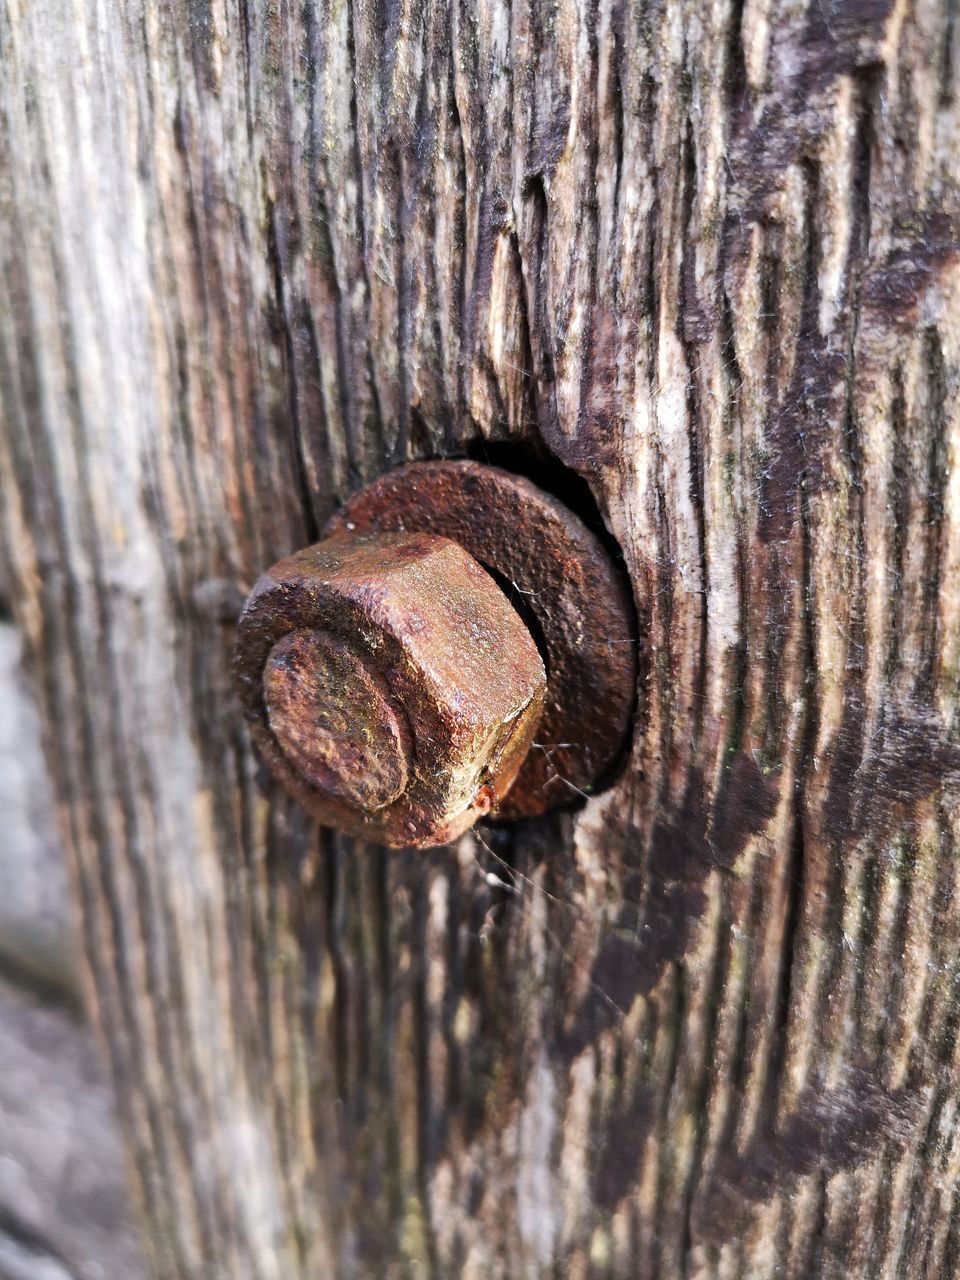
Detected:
left=235, top=530, right=547, bottom=848
left=327, top=461, right=639, bottom=818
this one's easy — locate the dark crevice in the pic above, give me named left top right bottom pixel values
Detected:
left=441, top=861, right=464, bottom=1116
left=913, top=1198, right=938, bottom=1279
left=725, top=0, right=748, bottom=113
left=945, top=1187, right=960, bottom=1279
left=345, top=0, right=387, bottom=460
left=726, top=528, right=749, bottom=760
left=463, top=438, right=631, bottom=574
left=764, top=784, right=807, bottom=1125
left=325, top=841, right=350, bottom=1105
left=410, top=871, right=440, bottom=1278
left=609, top=9, right=625, bottom=258
left=407, top=406, right=434, bottom=461
left=573, top=0, right=604, bottom=456
left=0, top=949, right=83, bottom=1017
left=390, top=140, right=411, bottom=466
left=942, top=0, right=958, bottom=105
left=755, top=255, right=787, bottom=744
left=446, top=11, right=469, bottom=445
left=805, top=1174, right=830, bottom=1277
left=520, top=172, right=562, bottom=446
left=721, top=874, right=764, bottom=1153
left=374, top=850, right=396, bottom=1182
left=763, top=153, right=823, bottom=1122
left=886, top=367, right=907, bottom=684
left=919, top=329, right=948, bottom=702
left=265, top=199, right=321, bottom=543
left=867, top=1151, right=897, bottom=1274
left=508, top=228, right=540, bottom=438
left=0, top=1205, right=80, bottom=1279
left=680, top=891, right=731, bottom=1278
left=653, top=468, right=676, bottom=804
left=852, top=849, right=882, bottom=1034
left=452, top=3, right=489, bottom=448
left=678, top=112, right=709, bottom=743
left=645, top=175, right=660, bottom=363
left=774, top=1191, right=795, bottom=1266
left=930, top=817, right=960, bottom=1067
left=471, top=349, right=512, bottom=443
left=841, top=74, right=876, bottom=491
left=479, top=560, right=551, bottom=680
left=650, top=968, right=687, bottom=1280
left=716, top=254, right=749, bottom=763
left=881, top=837, right=915, bottom=1057
left=759, top=237, right=785, bottom=411
left=312, top=182, right=359, bottom=499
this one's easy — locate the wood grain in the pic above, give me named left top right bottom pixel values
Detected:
left=1, top=0, right=959, bottom=1275
left=0, top=623, right=147, bottom=1280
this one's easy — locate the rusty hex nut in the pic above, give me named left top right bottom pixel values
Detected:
left=326, top=461, right=639, bottom=818
left=234, top=531, right=547, bottom=847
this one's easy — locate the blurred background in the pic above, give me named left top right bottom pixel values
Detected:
left=0, top=606, right=146, bottom=1280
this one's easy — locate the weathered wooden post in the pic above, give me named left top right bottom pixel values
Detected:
left=2, top=0, right=959, bottom=1274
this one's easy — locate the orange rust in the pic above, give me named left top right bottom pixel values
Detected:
left=264, top=629, right=409, bottom=812
left=235, top=464, right=637, bottom=845
left=326, top=461, right=638, bottom=817
left=235, top=530, right=546, bottom=847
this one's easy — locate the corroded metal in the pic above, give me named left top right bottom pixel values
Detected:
left=235, top=530, right=547, bottom=847
left=326, top=461, right=638, bottom=817
left=264, top=629, right=410, bottom=811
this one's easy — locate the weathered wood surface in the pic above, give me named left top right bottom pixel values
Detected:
left=2, top=0, right=959, bottom=1275
left=0, top=623, right=147, bottom=1280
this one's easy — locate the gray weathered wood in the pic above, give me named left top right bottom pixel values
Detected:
left=2, top=0, right=959, bottom=1275
left=0, top=623, right=147, bottom=1280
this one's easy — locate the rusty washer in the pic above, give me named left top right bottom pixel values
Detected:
left=235, top=461, right=637, bottom=847
left=326, top=461, right=637, bottom=819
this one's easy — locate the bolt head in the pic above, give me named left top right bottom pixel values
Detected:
left=264, top=629, right=410, bottom=811
left=325, top=460, right=638, bottom=818
left=234, top=531, right=546, bottom=847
